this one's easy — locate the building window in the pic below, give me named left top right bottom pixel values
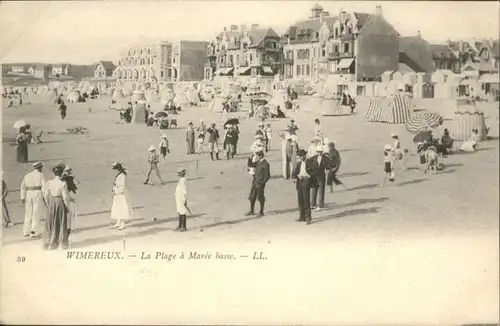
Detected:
left=236, top=55, right=239, bottom=62
left=306, top=65, right=310, bottom=76
left=220, top=57, right=224, bottom=64
left=334, top=45, right=339, bottom=53
left=249, top=53, right=253, bottom=62
left=335, top=28, right=339, bottom=38
left=322, top=49, right=326, bottom=57
left=344, top=43, right=350, bottom=53
left=347, top=26, right=352, bottom=34
left=228, top=55, right=233, bottom=64
left=296, top=65, right=300, bottom=76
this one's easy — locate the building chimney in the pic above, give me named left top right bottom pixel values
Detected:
left=375, top=5, right=382, bottom=16
left=251, top=24, right=259, bottom=30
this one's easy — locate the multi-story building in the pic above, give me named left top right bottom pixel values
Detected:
left=205, top=24, right=282, bottom=81
left=171, top=41, right=208, bottom=82
left=94, top=61, right=116, bottom=78
left=52, top=64, right=71, bottom=76
left=114, top=41, right=173, bottom=85
left=281, top=4, right=400, bottom=82
left=29, top=64, right=51, bottom=79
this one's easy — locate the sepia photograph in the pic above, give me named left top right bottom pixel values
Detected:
left=1, top=1, right=499, bottom=324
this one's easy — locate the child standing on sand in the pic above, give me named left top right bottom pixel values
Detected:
left=159, top=135, right=170, bottom=160
left=379, top=144, right=395, bottom=187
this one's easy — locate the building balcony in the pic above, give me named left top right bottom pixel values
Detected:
left=237, top=60, right=249, bottom=67
left=340, top=52, right=354, bottom=58
left=328, top=52, right=341, bottom=60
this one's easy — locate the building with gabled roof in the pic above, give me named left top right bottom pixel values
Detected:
left=205, top=24, right=282, bottom=81
left=281, top=4, right=400, bottom=82
left=94, top=60, right=116, bottom=78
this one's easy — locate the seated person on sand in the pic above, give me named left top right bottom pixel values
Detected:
left=460, top=129, right=480, bottom=152
left=436, top=128, right=454, bottom=156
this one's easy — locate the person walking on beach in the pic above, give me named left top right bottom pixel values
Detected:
left=16, top=126, right=30, bottom=163
left=110, top=162, right=133, bottom=230
left=265, top=123, right=272, bottom=152
left=314, top=118, right=323, bottom=142
left=293, top=149, right=313, bottom=224
left=174, top=168, right=188, bottom=232
left=43, top=164, right=70, bottom=250
left=144, top=145, right=164, bottom=185
left=2, top=172, right=14, bottom=228
left=186, top=122, right=196, bottom=154
left=196, top=120, right=207, bottom=154
left=20, top=161, right=46, bottom=237
left=58, top=101, right=67, bottom=120
left=245, top=149, right=270, bottom=217
left=325, top=141, right=346, bottom=192
left=380, top=144, right=395, bottom=187
left=309, top=145, right=330, bottom=211
left=61, top=166, right=78, bottom=236
left=159, top=135, right=170, bottom=160
left=207, top=123, right=220, bottom=161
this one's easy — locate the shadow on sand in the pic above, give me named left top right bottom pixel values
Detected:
left=309, top=206, right=382, bottom=224
left=338, top=171, right=369, bottom=178
left=397, top=178, right=427, bottom=187
left=346, top=183, right=379, bottom=192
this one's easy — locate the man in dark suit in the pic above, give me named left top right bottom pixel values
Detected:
left=292, top=149, right=313, bottom=224
left=308, top=145, right=331, bottom=210
left=245, top=149, right=270, bottom=217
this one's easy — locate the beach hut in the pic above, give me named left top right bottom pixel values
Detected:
left=381, top=71, right=394, bottom=83
left=66, top=90, right=81, bottom=103
left=434, top=82, right=459, bottom=99
left=112, top=89, right=124, bottom=100
left=131, top=90, right=146, bottom=103
left=479, top=73, right=500, bottom=101
left=160, top=88, right=175, bottom=106
left=451, top=104, right=487, bottom=141
left=208, top=96, right=227, bottom=112
left=374, top=82, right=389, bottom=97
left=131, top=102, right=147, bottom=124
left=364, top=93, right=413, bottom=124
left=186, top=88, right=201, bottom=106
left=387, top=80, right=405, bottom=95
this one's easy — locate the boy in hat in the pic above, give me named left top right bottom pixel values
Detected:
left=206, top=123, right=220, bottom=161
left=144, top=145, right=165, bottom=185
left=293, top=149, right=313, bottom=224
left=380, top=144, right=395, bottom=187
left=20, top=161, right=47, bottom=237
left=174, top=168, right=188, bottom=232
left=159, top=134, right=170, bottom=160
left=309, top=144, right=331, bottom=210
left=245, top=149, right=270, bottom=217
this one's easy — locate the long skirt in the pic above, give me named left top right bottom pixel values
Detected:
left=43, top=194, right=69, bottom=250
left=186, top=138, right=195, bottom=154
left=111, top=193, right=133, bottom=220
left=16, top=143, right=28, bottom=163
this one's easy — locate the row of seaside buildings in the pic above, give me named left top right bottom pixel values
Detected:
left=2, top=4, right=499, bottom=88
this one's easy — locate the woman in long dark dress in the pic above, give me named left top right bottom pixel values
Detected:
left=186, top=122, right=196, bottom=154
left=16, top=127, right=29, bottom=163
left=43, top=164, right=71, bottom=250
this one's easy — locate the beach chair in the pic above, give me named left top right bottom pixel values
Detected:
left=169, top=119, right=178, bottom=128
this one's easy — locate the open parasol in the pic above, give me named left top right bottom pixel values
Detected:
left=405, top=112, right=443, bottom=134
left=154, top=111, right=168, bottom=119
left=413, top=130, right=433, bottom=143
left=224, top=118, right=239, bottom=128
left=13, top=120, right=27, bottom=129
left=252, top=98, right=268, bottom=106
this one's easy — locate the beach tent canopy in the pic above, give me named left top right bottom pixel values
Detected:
left=112, top=89, right=124, bottom=99
left=66, top=90, right=81, bottom=103
left=364, top=93, right=413, bottom=124
left=131, top=102, right=147, bottom=123
left=451, top=104, right=487, bottom=141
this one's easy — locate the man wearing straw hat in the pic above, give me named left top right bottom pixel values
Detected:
left=174, top=168, right=188, bottom=232
left=20, top=161, right=47, bottom=237
left=144, top=145, right=165, bottom=185
left=309, top=144, right=331, bottom=211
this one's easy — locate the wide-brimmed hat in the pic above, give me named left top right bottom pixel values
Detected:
left=161, top=134, right=167, bottom=139
left=297, top=149, right=307, bottom=157
left=390, top=132, right=398, bottom=138
left=52, top=163, right=66, bottom=174
left=32, top=161, right=43, bottom=169
left=384, top=144, right=392, bottom=151
left=112, top=162, right=124, bottom=170
left=177, top=168, right=186, bottom=176
left=148, top=145, right=156, bottom=151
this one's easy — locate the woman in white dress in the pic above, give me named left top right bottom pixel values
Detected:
left=61, top=166, right=78, bottom=235
left=110, top=162, right=133, bottom=230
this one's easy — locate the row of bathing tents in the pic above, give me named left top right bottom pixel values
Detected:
left=363, top=92, right=486, bottom=142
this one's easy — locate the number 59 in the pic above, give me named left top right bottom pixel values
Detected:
left=17, top=256, right=26, bottom=263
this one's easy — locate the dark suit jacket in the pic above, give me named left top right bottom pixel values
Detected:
left=253, top=159, right=270, bottom=186
left=292, top=160, right=314, bottom=190
left=308, top=154, right=331, bottom=185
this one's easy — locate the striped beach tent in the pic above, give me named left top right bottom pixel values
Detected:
left=405, top=111, right=444, bottom=134
left=451, top=104, right=487, bottom=141
left=364, top=93, right=413, bottom=124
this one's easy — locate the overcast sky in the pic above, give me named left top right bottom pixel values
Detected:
left=0, top=1, right=498, bottom=64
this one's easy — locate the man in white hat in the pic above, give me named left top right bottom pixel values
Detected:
left=144, top=145, right=164, bottom=185
left=309, top=144, right=331, bottom=211
left=20, top=161, right=46, bottom=237
left=174, top=168, right=188, bottom=231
